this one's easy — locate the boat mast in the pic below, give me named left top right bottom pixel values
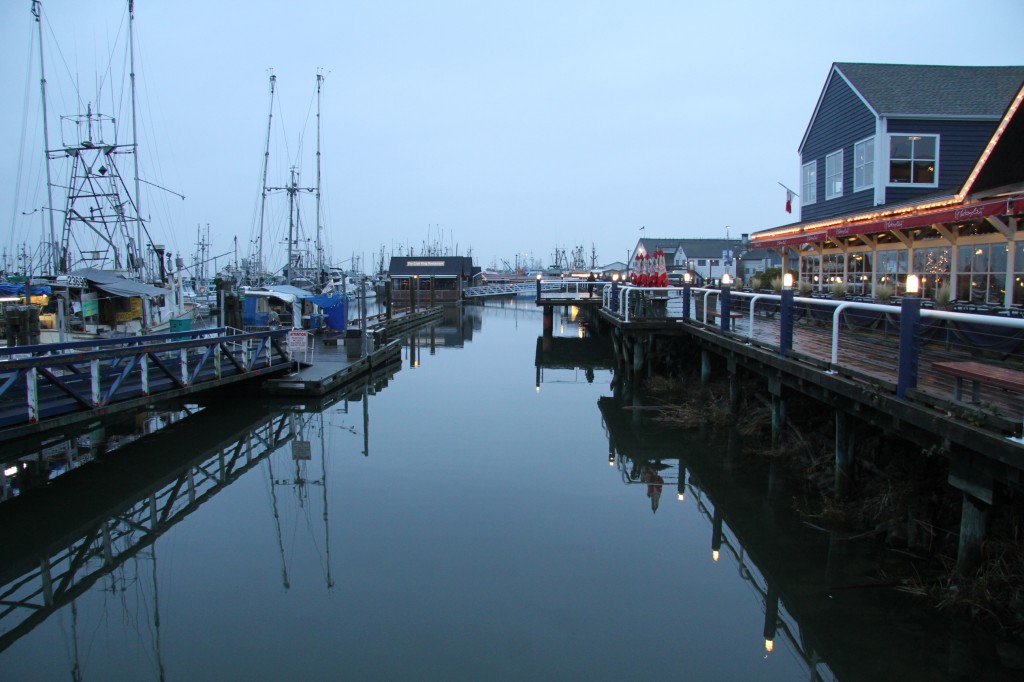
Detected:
left=315, top=70, right=323, bottom=282
left=256, top=72, right=276, bottom=283
left=32, top=1, right=59, bottom=275
left=128, top=0, right=144, bottom=281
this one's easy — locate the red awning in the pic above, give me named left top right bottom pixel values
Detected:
left=753, top=195, right=1024, bottom=249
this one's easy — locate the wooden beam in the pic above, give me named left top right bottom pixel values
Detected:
left=986, top=215, right=1014, bottom=239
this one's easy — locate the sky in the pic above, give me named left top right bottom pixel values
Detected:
left=2, top=0, right=1022, bottom=275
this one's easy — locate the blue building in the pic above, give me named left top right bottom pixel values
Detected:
left=752, top=63, right=1024, bottom=305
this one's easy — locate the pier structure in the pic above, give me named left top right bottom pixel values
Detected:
left=585, top=282, right=1024, bottom=571
left=0, top=327, right=291, bottom=443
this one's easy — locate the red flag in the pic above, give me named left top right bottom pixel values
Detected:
left=785, top=190, right=793, bottom=213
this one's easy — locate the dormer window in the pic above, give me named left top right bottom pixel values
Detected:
left=888, top=134, right=938, bottom=185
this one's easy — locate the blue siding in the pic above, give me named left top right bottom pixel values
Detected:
left=801, top=74, right=876, bottom=222
left=883, top=119, right=997, bottom=204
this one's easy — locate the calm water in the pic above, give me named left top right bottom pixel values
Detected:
left=0, top=301, right=1014, bottom=680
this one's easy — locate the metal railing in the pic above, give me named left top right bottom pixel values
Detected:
left=0, top=328, right=291, bottom=435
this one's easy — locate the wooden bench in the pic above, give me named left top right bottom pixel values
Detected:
left=932, top=361, right=1024, bottom=402
left=705, top=309, right=744, bottom=330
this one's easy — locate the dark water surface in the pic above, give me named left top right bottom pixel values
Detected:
left=0, top=301, right=1014, bottom=680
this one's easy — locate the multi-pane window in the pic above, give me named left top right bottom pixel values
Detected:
left=889, top=134, right=937, bottom=184
left=801, top=161, right=817, bottom=205
left=825, top=150, right=843, bottom=200
left=853, top=137, right=874, bottom=191
left=957, top=243, right=1007, bottom=305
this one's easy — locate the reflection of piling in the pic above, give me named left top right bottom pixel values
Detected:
left=711, top=505, right=723, bottom=561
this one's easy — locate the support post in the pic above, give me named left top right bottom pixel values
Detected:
left=769, top=378, right=785, bottom=448
left=897, top=295, right=921, bottom=399
left=957, top=493, right=989, bottom=574
left=682, top=281, right=691, bottom=321
left=834, top=409, right=855, bottom=498
left=91, top=358, right=102, bottom=406
left=141, top=354, right=150, bottom=393
left=27, top=367, right=39, bottom=423
left=727, top=359, right=740, bottom=413
left=719, top=285, right=731, bottom=335
left=535, top=276, right=542, bottom=303
left=610, top=279, right=619, bottom=313
left=779, top=287, right=794, bottom=356
left=700, top=349, right=711, bottom=385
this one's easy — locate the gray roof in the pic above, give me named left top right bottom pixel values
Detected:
left=835, top=63, right=1024, bottom=118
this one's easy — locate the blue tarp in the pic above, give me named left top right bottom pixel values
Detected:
left=0, top=281, right=51, bottom=296
left=309, top=293, right=347, bottom=331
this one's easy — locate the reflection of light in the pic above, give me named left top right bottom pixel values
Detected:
left=535, top=386, right=540, bottom=393
left=577, top=326, right=584, bottom=339
left=3, top=466, right=17, bottom=477
left=677, top=492, right=685, bottom=501
left=712, top=550, right=720, bottom=562
left=608, top=453, right=614, bottom=466
left=765, top=639, right=774, bottom=653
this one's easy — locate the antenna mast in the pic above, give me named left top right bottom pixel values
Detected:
left=33, top=1, right=59, bottom=275
left=128, top=0, right=144, bottom=280
left=315, top=70, right=324, bottom=281
left=256, top=71, right=276, bottom=283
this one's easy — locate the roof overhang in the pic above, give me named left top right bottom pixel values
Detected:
left=751, top=195, right=1023, bottom=249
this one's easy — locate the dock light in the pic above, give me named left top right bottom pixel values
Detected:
left=683, top=272, right=691, bottom=284
left=536, top=273, right=542, bottom=280
left=906, top=274, right=920, bottom=295
left=765, top=639, right=774, bottom=653
left=677, top=491, right=685, bottom=501
left=609, top=452, right=615, bottom=466
left=782, top=273, right=793, bottom=289
left=4, top=466, right=18, bottom=477
left=611, top=272, right=619, bottom=282
left=721, top=273, right=732, bottom=286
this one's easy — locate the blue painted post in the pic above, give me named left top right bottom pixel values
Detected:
left=719, top=284, right=731, bottom=335
left=535, top=276, right=541, bottom=303
left=610, top=279, right=619, bottom=313
left=779, top=288, right=794, bottom=356
left=682, top=282, right=691, bottom=321
left=897, top=295, right=921, bottom=399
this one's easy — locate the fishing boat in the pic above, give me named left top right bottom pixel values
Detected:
left=17, top=1, right=195, bottom=343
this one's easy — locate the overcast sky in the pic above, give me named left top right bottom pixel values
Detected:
left=2, top=0, right=1022, bottom=274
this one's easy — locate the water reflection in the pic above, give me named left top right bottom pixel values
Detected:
left=0, top=365, right=397, bottom=667
left=1, top=302, right=1017, bottom=680
left=598, top=388, right=1014, bottom=681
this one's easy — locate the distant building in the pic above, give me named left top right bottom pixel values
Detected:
left=387, top=256, right=478, bottom=304
left=631, top=238, right=745, bottom=285
left=751, top=62, right=1024, bottom=303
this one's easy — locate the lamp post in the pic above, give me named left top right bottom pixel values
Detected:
left=682, top=271, right=692, bottom=321
left=779, top=272, right=794, bottom=356
left=897, top=274, right=921, bottom=399
left=719, top=272, right=732, bottom=334
left=610, top=272, right=620, bottom=313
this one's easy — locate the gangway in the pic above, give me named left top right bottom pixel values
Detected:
left=0, top=327, right=292, bottom=442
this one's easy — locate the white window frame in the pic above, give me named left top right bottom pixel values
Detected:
left=887, top=133, right=939, bottom=187
left=853, top=136, right=874, bottom=192
left=825, top=150, right=843, bottom=200
left=801, top=160, right=817, bottom=205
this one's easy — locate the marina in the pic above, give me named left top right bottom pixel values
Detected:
left=2, top=301, right=1022, bottom=680
left=2, top=1, right=1024, bottom=679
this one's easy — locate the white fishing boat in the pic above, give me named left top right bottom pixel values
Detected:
left=20, top=1, right=195, bottom=343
